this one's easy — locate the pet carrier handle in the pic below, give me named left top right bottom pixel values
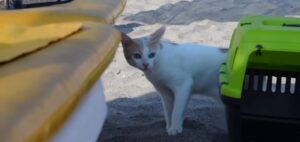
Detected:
left=282, top=23, right=300, bottom=27
left=255, top=44, right=263, bottom=56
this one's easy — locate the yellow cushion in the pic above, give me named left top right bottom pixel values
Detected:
left=0, top=23, right=82, bottom=63
left=0, top=22, right=121, bottom=142
left=0, top=0, right=127, bottom=26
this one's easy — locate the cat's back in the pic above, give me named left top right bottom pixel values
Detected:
left=160, top=41, right=227, bottom=93
left=156, top=41, right=225, bottom=78
left=161, top=41, right=226, bottom=67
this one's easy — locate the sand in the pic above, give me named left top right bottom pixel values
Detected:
left=98, top=0, right=300, bottom=141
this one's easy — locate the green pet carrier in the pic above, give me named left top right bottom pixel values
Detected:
left=220, top=16, right=300, bottom=142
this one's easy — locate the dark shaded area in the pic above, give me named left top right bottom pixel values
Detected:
left=98, top=92, right=229, bottom=142
left=6, top=0, right=74, bottom=9
left=125, top=0, right=300, bottom=25
left=115, top=23, right=143, bottom=34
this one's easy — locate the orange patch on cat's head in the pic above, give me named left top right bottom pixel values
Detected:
left=121, top=33, right=143, bottom=65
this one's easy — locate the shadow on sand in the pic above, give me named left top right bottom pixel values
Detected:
left=124, top=0, right=300, bottom=25
left=115, top=23, right=144, bottom=34
left=98, top=92, right=229, bottom=142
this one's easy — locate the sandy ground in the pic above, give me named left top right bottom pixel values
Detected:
left=98, top=0, right=300, bottom=141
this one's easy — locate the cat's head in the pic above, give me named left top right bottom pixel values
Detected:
left=121, top=26, right=165, bottom=71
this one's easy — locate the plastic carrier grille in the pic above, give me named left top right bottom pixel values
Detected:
left=243, top=68, right=300, bottom=95
left=241, top=68, right=300, bottom=119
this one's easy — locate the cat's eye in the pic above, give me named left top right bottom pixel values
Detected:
left=133, top=53, right=142, bottom=59
left=148, top=53, right=156, bottom=58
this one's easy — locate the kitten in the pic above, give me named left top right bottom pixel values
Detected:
left=120, top=27, right=227, bottom=135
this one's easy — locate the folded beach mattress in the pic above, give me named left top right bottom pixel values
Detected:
left=0, top=0, right=126, bottom=141
left=0, top=22, right=120, bottom=142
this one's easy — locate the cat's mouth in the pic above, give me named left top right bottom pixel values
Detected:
left=141, top=66, right=150, bottom=71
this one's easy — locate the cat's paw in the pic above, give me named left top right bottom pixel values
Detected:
left=167, top=126, right=182, bottom=135
left=165, top=123, right=170, bottom=130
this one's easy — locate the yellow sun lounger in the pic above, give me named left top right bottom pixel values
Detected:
left=0, top=0, right=126, bottom=142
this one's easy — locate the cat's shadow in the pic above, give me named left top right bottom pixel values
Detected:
left=98, top=92, right=229, bottom=142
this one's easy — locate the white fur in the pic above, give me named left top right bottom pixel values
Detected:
left=144, top=41, right=227, bottom=135
left=121, top=28, right=227, bottom=135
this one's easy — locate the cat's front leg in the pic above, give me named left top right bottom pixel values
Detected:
left=168, top=79, right=193, bottom=135
left=154, top=86, right=174, bottom=130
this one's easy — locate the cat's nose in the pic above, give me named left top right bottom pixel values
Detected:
left=143, top=63, right=149, bottom=68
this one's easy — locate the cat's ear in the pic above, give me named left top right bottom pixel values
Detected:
left=121, top=32, right=134, bottom=48
left=150, top=26, right=165, bottom=45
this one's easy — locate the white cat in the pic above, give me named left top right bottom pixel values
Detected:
left=120, top=26, right=227, bottom=135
